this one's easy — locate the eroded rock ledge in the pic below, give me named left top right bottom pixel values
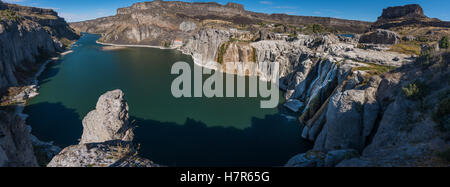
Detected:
left=48, top=90, right=158, bottom=167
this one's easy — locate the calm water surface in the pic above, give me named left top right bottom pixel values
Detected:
left=24, top=34, right=311, bottom=166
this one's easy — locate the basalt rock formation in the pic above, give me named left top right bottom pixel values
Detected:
left=80, top=90, right=134, bottom=144
left=287, top=51, right=450, bottom=167
left=359, top=29, right=401, bottom=45
left=0, top=1, right=79, bottom=167
left=0, top=1, right=79, bottom=92
left=380, top=4, right=425, bottom=20
left=373, top=4, right=450, bottom=30
left=0, top=110, right=38, bottom=167
left=48, top=90, right=158, bottom=167
left=70, top=0, right=370, bottom=47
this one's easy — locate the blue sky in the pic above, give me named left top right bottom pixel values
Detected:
left=3, top=0, right=450, bottom=22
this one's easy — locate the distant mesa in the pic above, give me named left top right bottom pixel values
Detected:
left=379, top=4, right=425, bottom=20
left=373, top=4, right=450, bottom=30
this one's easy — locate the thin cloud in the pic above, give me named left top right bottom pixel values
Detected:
left=259, top=1, right=273, bottom=5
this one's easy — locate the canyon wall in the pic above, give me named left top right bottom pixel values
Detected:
left=0, top=1, right=79, bottom=167
left=70, top=0, right=370, bottom=47
left=0, top=1, right=79, bottom=91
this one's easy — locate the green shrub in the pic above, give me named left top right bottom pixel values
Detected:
left=402, top=81, right=429, bottom=101
left=417, top=47, right=435, bottom=67
left=0, top=10, right=20, bottom=21
left=312, top=24, right=323, bottom=33
left=251, top=47, right=257, bottom=63
left=217, top=41, right=230, bottom=64
left=440, top=36, right=449, bottom=49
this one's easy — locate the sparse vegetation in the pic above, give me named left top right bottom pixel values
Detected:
left=163, top=41, right=171, bottom=48
left=59, top=37, right=74, bottom=48
left=0, top=87, right=25, bottom=106
left=402, top=81, right=429, bottom=101
left=217, top=41, right=230, bottom=64
left=111, top=142, right=134, bottom=160
left=251, top=47, right=257, bottom=63
left=353, top=63, right=396, bottom=76
left=439, top=36, right=449, bottom=49
left=0, top=10, right=21, bottom=21
left=312, top=24, right=324, bottom=33
left=389, top=42, right=422, bottom=56
left=416, top=46, right=436, bottom=67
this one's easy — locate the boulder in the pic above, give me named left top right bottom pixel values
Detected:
left=359, top=29, right=400, bottom=45
left=284, top=99, right=304, bottom=112
left=80, top=90, right=134, bottom=144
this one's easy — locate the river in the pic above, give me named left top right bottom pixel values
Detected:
left=24, top=33, right=311, bottom=167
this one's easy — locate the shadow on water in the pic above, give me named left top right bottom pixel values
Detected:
left=37, top=60, right=63, bottom=86
left=133, top=115, right=312, bottom=167
left=24, top=102, right=311, bottom=167
left=24, top=102, right=83, bottom=147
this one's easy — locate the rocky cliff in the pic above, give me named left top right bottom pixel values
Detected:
left=70, top=0, right=370, bottom=47
left=373, top=4, right=450, bottom=32
left=0, top=1, right=79, bottom=92
left=0, top=1, right=79, bottom=167
left=287, top=50, right=449, bottom=167
left=48, top=90, right=158, bottom=167
left=0, top=110, right=38, bottom=167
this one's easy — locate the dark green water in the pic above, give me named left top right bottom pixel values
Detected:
left=24, top=34, right=310, bottom=166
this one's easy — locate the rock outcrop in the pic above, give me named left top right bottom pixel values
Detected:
left=288, top=51, right=450, bottom=167
left=0, top=1, right=78, bottom=167
left=380, top=4, right=425, bottom=20
left=359, top=29, right=400, bottom=45
left=48, top=90, right=157, bottom=167
left=373, top=4, right=450, bottom=30
left=0, top=1, right=79, bottom=91
left=0, top=110, right=38, bottom=167
left=80, top=90, right=134, bottom=144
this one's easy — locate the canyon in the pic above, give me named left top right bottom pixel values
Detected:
left=67, top=1, right=450, bottom=167
left=0, top=0, right=449, bottom=167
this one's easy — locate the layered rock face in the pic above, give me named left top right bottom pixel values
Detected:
left=48, top=90, right=157, bottom=167
left=181, top=29, right=411, bottom=81
left=380, top=4, right=425, bottom=20
left=0, top=1, right=78, bottom=167
left=0, top=1, right=79, bottom=91
left=373, top=4, right=450, bottom=30
left=70, top=1, right=370, bottom=46
left=288, top=51, right=450, bottom=167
